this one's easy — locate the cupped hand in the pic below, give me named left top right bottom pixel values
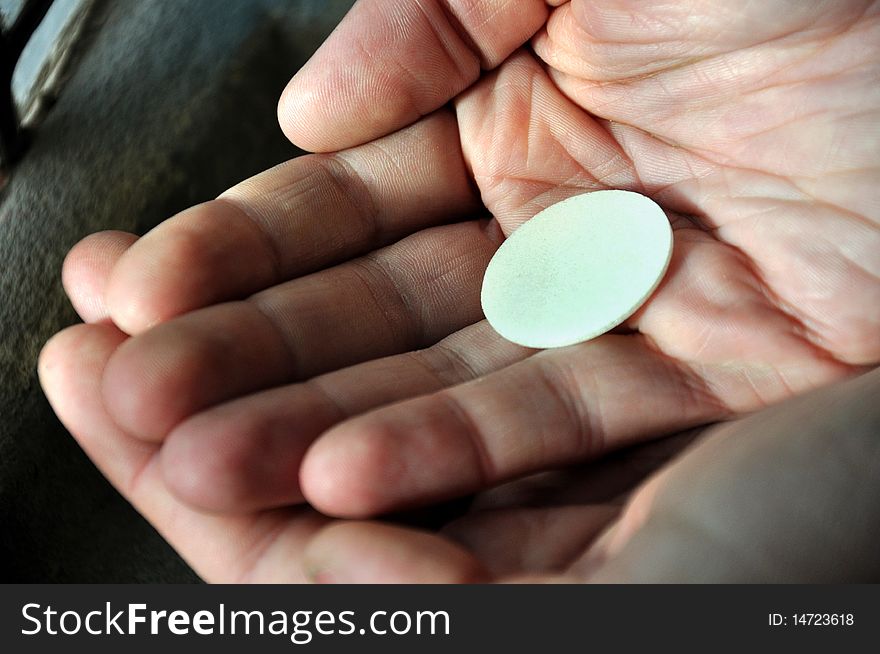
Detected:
left=40, top=0, right=879, bottom=581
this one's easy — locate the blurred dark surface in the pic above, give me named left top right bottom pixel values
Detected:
left=0, top=0, right=352, bottom=582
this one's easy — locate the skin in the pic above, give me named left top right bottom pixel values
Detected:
left=39, top=0, right=879, bottom=582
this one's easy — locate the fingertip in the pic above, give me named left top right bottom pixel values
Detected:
left=277, top=72, right=338, bottom=153
left=160, top=402, right=309, bottom=513
left=38, top=324, right=83, bottom=392
left=300, top=422, right=394, bottom=518
left=277, top=61, right=412, bottom=153
left=106, top=201, right=276, bottom=335
left=100, top=338, right=154, bottom=441
left=40, top=323, right=126, bottom=380
left=303, top=521, right=488, bottom=584
left=104, top=241, right=170, bottom=335
left=100, top=331, right=187, bottom=443
left=39, top=323, right=128, bottom=430
left=160, top=417, right=238, bottom=513
left=62, top=231, right=138, bottom=324
left=302, top=397, right=484, bottom=518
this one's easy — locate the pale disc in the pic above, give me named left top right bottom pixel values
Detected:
left=481, top=190, right=673, bottom=349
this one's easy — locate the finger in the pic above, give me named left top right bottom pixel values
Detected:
left=62, top=231, right=138, bottom=323
left=38, top=323, right=328, bottom=583
left=303, top=522, right=487, bottom=583
left=279, top=0, right=560, bottom=152
left=106, top=111, right=480, bottom=334
left=302, top=335, right=728, bottom=517
left=160, top=321, right=531, bottom=512
left=442, top=504, right=619, bottom=578
left=102, top=219, right=502, bottom=442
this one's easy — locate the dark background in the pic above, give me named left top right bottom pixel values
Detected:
left=0, top=0, right=353, bottom=582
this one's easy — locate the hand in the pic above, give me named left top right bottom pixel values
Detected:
left=40, top=0, right=879, bottom=581
left=302, top=366, right=880, bottom=583
left=40, top=313, right=880, bottom=581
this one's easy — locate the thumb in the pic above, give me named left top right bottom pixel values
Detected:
left=278, top=0, right=557, bottom=152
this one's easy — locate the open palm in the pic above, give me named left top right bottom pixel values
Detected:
left=40, top=0, right=878, bottom=582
